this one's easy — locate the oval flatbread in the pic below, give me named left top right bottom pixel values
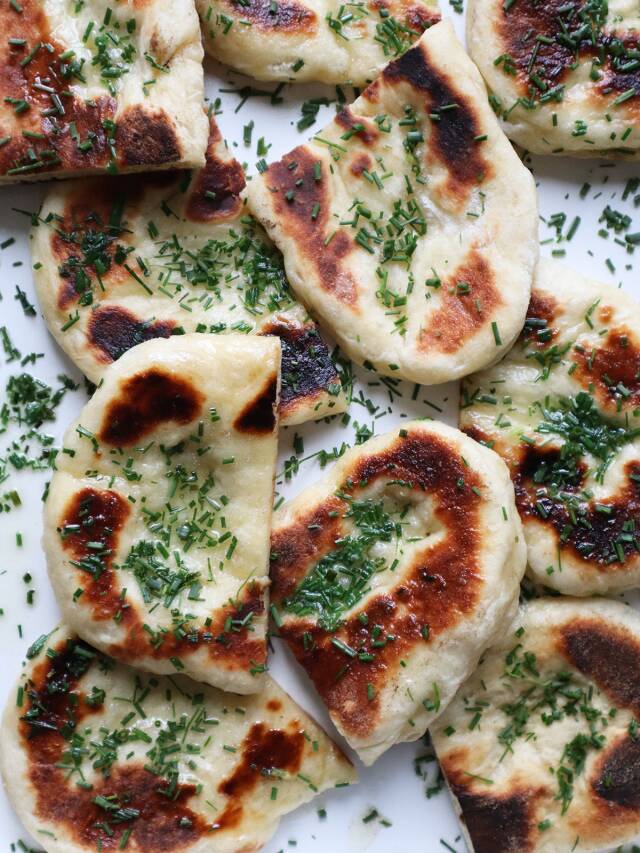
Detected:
left=461, top=257, right=640, bottom=596
left=0, top=623, right=356, bottom=853
left=197, top=0, right=440, bottom=85
left=248, top=20, right=538, bottom=386
left=32, top=117, right=346, bottom=427
left=43, top=333, right=280, bottom=692
left=270, top=419, right=526, bottom=765
left=432, top=597, right=640, bottom=853
left=466, top=0, right=640, bottom=157
left=0, top=0, right=208, bottom=182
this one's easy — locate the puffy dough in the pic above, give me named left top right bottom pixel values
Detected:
left=0, top=623, right=357, bottom=853
left=43, top=334, right=280, bottom=693
left=32, top=117, right=347, bottom=426
left=432, top=597, right=640, bottom=853
left=248, top=20, right=538, bottom=386
left=270, top=419, right=526, bottom=765
left=0, top=0, right=208, bottom=182
left=461, top=257, right=640, bottom=596
left=197, top=0, right=440, bottom=85
left=466, top=0, right=640, bottom=157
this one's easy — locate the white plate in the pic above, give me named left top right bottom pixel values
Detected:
left=1, top=11, right=640, bottom=852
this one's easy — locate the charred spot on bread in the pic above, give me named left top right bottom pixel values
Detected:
left=218, top=0, right=317, bottom=31
left=116, top=106, right=181, bottom=167
left=185, top=125, right=246, bottom=222
left=99, top=368, right=204, bottom=445
left=418, top=251, right=501, bottom=353
left=260, top=318, right=340, bottom=418
left=383, top=43, right=490, bottom=198
left=559, top=618, right=640, bottom=714
left=88, top=305, right=175, bottom=364
left=233, top=375, right=278, bottom=434
left=264, top=148, right=359, bottom=306
left=213, top=723, right=306, bottom=830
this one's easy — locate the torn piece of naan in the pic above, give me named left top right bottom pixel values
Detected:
left=44, top=334, right=280, bottom=692
left=433, top=597, right=640, bottom=853
left=0, top=0, right=208, bottom=182
left=1, top=623, right=356, bottom=853
left=32, top=117, right=346, bottom=426
left=248, top=20, right=538, bottom=387
left=467, top=0, right=640, bottom=157
left=270, top=419, right=525, bottom=764
left=461, top=257, right=640, bottom=596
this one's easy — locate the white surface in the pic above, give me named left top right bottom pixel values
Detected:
left=1, top=10, right=640, bottom=852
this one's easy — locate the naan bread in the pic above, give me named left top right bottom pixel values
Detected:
left=197, top=0, right=440, bottom=85
left=461, top=257, right=640, bottom=596
left=467, top=0, right=640, bottom=157
left=43, top=334, right=280, bottom=693
left=270, top=419, right=526, bottom=765
left=248, top=20, right=538, bottom=387
left=0, top=0, right=208, bottom=182
left=32, top=117, right=346, bottom=427
left=0, top=623, right=356, bottom=853
left=432, top=597, right=640, bottom=853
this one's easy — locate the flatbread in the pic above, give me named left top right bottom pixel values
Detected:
left=0, top=0, right=208, bottom=183
left=0, top=623, right=356, bottom=853
left=270, top=419, right=526, bottom=765
left=467, top=0, right=640, bottom=157
left=32, top=117, right=346, bottom=426
left=43, top=333, right=280, bottom=693
left=432, top=597, right=640, bottom=853
left=197, top=0, right=440, bottom=85
left=248, top=20, right=538, bottom=387
left=461, top=257, right=640, bottom=596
